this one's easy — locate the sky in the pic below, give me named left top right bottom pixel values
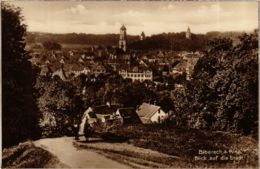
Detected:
left=10, top=1, right=258, bottom=36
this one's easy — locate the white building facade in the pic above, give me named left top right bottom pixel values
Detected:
left=119, top=70, right=153, bottom=82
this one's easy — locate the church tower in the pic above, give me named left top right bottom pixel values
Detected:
left=119, top=24, right=127, bottom=52
left=186, top=26, right=191, bottom=40
left=140, top=31, right=145, bottom=41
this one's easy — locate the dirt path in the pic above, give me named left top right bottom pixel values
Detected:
left=34, top=137, right=131, bottom=168
left=35, top=137, right=181, bottom=168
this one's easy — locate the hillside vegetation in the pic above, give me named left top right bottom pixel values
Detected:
left=109, top=124, right=258, bottom=168
left=2, top=141, right=66, bottom=168
left=171, top=33, right=258, bottom=137
left=26, top=32, right=139, bottom=46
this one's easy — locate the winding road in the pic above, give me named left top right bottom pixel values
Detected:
left=34, top=137, right=180, bottom=168
left=35, top=137, right=130, bottom=168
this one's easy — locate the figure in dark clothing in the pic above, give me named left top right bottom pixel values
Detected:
left=84, top=119, right=94, bottom=142
left=73, top=123, right=79, bottom=140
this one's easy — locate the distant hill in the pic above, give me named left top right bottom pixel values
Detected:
left=128, top=32, right=208, bottom=51
left=205, top=31, right=248, bottom=45
left=26, top=32, right=139, bottom=47
left=26, top=31, right=249, bottom=50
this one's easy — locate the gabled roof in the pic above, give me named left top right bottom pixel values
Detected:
left=172, top=59, right=187, bottom=72
left=136, top=103, right=161, bottom=123
left=92, top=105, right=120, bottom=115
left=52, top=67, right=67, bottom=80
left=117, top=107, right=141, bottom=123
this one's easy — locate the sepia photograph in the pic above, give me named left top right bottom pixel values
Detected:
left=1, top=0, right=259, bottom=168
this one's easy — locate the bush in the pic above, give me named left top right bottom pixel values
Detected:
left=2, top=142, right=63, bottom=168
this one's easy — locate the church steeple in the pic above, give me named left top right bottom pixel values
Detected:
left=186, top=26, right=191, bottom=40
left=119, top=24, right=127, bottom=52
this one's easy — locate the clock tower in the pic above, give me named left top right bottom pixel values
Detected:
left=119, top=24, right=127, bottom=52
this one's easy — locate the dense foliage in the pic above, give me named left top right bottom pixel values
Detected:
left=35, top=76, right=83, bottom=137
left=129, top=32, right=208, bottom=51
left=2, top=3, right=41, bottom=148
left=71, top=73, right=158, bottom=108
left=26, top=31, right=244, bottom=51
left=27, top=32, right=139, bottom=46
left=171, top=33, right=258, bottom=137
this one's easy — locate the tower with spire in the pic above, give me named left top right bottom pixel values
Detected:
left=186, top=26, right=191, bottom=40
left=140, top=31, right=146, bottom=41
left=119, top=24, right=127, bottom=52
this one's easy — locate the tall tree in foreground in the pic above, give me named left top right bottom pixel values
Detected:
left=2, top=3, right=40, bottom=148
left=186, top=33, right=258, bottom=137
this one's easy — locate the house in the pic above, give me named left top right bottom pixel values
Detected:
left=68, top=64, right=91, bottom=77
left=52, top=65, right=67, bottom=81
left=170, top=59, right=187, bottom=76
left=79, top=104, right=121, bottom=134
left=136, top=103, right=168, bottom=124
left=115, top=108, right=141, bottom=124
left=157, top=51, right=165, bottom=58
left=79, top=108, right=98, bottom=135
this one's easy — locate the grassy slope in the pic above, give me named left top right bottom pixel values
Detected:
left=109, top=124, right=258, bottom=168
left=2, top=141, right=66, bottom=168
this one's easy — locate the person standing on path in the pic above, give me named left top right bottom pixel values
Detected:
left=73, top=122, right=79, bottom=140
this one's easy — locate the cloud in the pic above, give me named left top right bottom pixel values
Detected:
left=70, top=4, right=86, bottom=14
left=13, top=1, right=258, bottom=35
left=59, top=4, right=89, bottom=15
left=161, top=4, right=175, bottom=10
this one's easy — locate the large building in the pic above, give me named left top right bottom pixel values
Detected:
left=186, top=26, right=191, bottom=40
left=119, top=66, right=153, bottom=82
left=119, top=25, right=127, bottom=52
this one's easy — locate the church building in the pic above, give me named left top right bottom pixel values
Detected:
left=119, top=25, right=127, bottom=52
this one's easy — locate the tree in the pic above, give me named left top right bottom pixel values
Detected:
left=35, top=76, right=83, bottom=137
left=2, top=3, right=41, bottom=148
left=185, top=33, right=258, bottom=136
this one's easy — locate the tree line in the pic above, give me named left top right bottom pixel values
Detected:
left=26, top=32, right=139, bottom=46
left=26, top=30, right=245, bottom=51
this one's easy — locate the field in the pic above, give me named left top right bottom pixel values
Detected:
left=108, top=124, right=258, bottom=168
left=60, top=43, right=96, bottom=49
